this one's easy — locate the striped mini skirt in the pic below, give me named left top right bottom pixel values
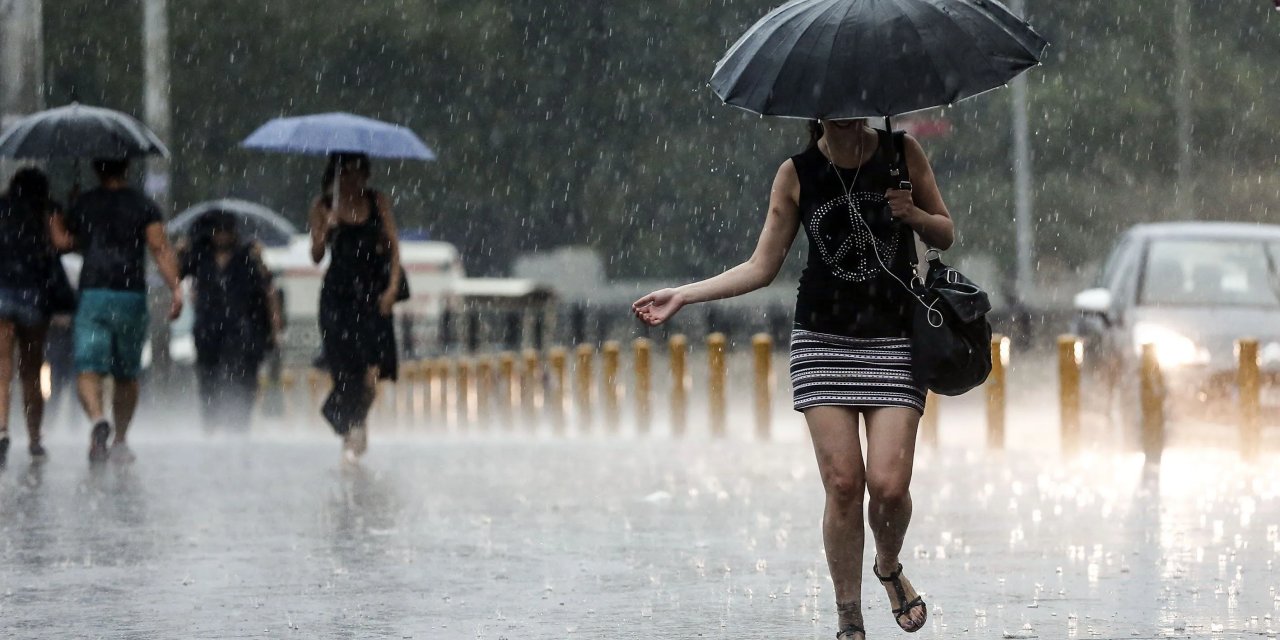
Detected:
left=789, top=327, right=926, bottom=413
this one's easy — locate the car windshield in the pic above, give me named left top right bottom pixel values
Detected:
left=1140, top=239, right=1280, bottom=307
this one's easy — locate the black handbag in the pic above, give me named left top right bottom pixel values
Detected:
left=883, top=131, right=994, bottom=395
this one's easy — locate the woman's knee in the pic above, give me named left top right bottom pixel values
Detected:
left=822, top=468, right=866, bottom=508
left=866, top=471, right=912, bottom=505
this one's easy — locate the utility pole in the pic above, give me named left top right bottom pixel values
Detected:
left=143, top=0, right=174, bottom=376
left=142, top=0, right=172, bottom=212
left=1172, top=0, right=1194, bottom=218
left=1009, top=0, right=1035, bottom=309
left=1, top=0, right=45, bottom=175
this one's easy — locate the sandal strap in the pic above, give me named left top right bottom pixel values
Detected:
left=836, top=624, right=865, bottom=638
left=873, top=561, right=904, bottom=582
left=893, top=596, right=926, bottom=618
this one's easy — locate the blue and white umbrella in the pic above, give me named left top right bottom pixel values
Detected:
left=240, top=112, right=435, bottom=160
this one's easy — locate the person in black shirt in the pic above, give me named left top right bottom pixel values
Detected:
left=178, top=211, right=282, bottom=430
left=0, top=168, right=74, bottom=465
left=65, top=158, right=183, bottom=464
left=633, top=119, right=954, bottom=639
left=308, top=153, right=402, bottom=463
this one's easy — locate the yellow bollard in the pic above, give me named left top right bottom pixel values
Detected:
left=752, top=333, right=773, bottom=440
left=476, top=357, right=494, bottom=427
left=708, top=333, right=728, bottom=438
left=549, top=347, right=568, bottom=433
left=1058, top=335, right=1083, bottom=455
left=633, top=338, right=652, bottom=434
left=499, top=352, right=518, bottom=428
left=1139, top=344, right=1164, bottom=463
left=433, top=358, right=450, bottom=429
left=307, top=369, right=323, bottom=412
left=986, top=334, right=1009, bottom=450
left=670, top=335, right=688, bottom=437
left=921, top=392, right=939, bottom=447
left=457, top=358, right=474, bottom=429
left=280, top=370, right=297, bottom=422
left=575, top=344, right=595, bottom=430
left=1237, top=338, right=1261, bottom=460
left=522, top=349, right=541, bottom=428
left=602, top=341, right=622, bottom=431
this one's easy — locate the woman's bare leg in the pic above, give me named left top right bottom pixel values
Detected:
left=15, top=323, right=48, bottom=450
left=864, top=405, right=927, bottom=630
left=806, top=405, right=867, bottom=637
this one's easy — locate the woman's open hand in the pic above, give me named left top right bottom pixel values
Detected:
left=632, top=288, right=685, bottom=326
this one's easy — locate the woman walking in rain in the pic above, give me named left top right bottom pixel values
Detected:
left=0, top=168, right=73, bottom=465
left=309, top=153, right=402, bottom=462
left=634, top=120, right=953, bottom=639
left=179, top=210, right=282, bottom=430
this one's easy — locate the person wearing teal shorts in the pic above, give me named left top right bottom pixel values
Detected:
left=65, top=158, right=183, bottom=464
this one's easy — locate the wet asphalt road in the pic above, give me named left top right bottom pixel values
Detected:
left=1, top=419, right=1278, bottom=639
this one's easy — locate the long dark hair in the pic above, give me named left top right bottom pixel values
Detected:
left=807, top=120, right=824, bottom=149
left=7, top=167, right=51, bottom=209
left=320, top=152, right=372, bottom=198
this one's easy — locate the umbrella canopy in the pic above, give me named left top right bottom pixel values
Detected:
left=709, top=0, right=1048, bottom=119
left=240, top=112, right=436, bottom=160
left=168, top=199, right=298, bottom=248
left=0, top=103, right=169, bottom=159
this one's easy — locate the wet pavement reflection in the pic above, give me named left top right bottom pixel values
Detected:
left=1, top=430, right=1277, bottom=638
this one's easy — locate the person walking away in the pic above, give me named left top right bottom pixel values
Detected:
left=308, top=153, right=402, bottom=463
left=634, top=119, right=954, bottom=640
left=0, top=168, right=74, bottom=465
left=179, top=211, right=282, bottom=430
left=65, top=157, right=183, bottom=463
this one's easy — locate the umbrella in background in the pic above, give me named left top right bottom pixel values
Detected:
left=240, top=112, right=435, bottom=160
left=168, top=199, right=298, bottom=248
left=709, top=0, right=1048, bottom=127
left=240, top=111, right=436, bottom=217
left=0, top=102, right=169, bottom=159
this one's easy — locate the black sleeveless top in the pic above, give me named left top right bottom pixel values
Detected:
left=181, top=241, right=272, bottom=349
left=0, top=196, right=54, bottom=291
left=792, top=132, right=917, bottom=338
left=323, top=190, right=388, bottom=293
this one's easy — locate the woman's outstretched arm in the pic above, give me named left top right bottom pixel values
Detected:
left=633, top=160, right=801, bottom=326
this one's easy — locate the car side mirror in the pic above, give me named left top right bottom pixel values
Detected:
left=1074, top=288, right=1114, bottom=320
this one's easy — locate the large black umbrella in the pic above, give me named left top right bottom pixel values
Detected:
left=709, top=0, right=1048, bottom=122
left=0, top=102, right=169, bottom=159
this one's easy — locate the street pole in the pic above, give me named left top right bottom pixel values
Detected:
left=1172, top=0, right=1194, bottom=218
left=1, top=0, right=45, bottom=177
left=143, top=0, right=174, bottom=376
left=1009, top=0, right=1034, bottom=310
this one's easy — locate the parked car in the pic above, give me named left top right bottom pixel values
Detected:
left=1073, top=222, right=1280, bottom=426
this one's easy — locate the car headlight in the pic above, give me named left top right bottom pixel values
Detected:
left=1133, top=322, right=1209, bottom=368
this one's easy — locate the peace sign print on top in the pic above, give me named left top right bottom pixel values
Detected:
left=806, top=191, right=904, bottom=283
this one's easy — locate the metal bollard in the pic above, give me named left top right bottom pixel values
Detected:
left=1139, top=344, right=1164, bottom=463
left=575, top=344, right=595, bottom=430
left=752, top=333, right=773, bottom=440
left=986, top=334, right=1009, bottom=449
left=549, top=347, right=568, bottom=433
left=1237, top=338, right=1261, bottom=459
left=708, top=333, right=728, bottom=437
left=920, top=392, right=939, bottom=447
left=1058, top=335, right=1082, bottom=455
left=670, top=335, right=688, bottom=437
left=602, top=341, right=622, bottom=431
left=633, top=338, right=652, bottom=434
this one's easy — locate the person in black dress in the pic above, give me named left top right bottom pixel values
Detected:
left=634, top=119, right=954, bottom=640
left=308, top=153, right=402, bottom=462
left=179, top=211, right=282, bottom=430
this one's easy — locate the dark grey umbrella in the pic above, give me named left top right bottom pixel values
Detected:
left=168, top=199, right=298, bottom=248
left=0, top=103, right=169, bottom=159
left=709, top=0, right=1048, bottom=121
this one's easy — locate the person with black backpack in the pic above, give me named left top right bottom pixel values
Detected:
left=178, top=210, right=282, bottom=431
left=633, top=119, right=954, bottom=640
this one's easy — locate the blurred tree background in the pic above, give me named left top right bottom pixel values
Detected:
left=38, top=0, right=1280, bottom=290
